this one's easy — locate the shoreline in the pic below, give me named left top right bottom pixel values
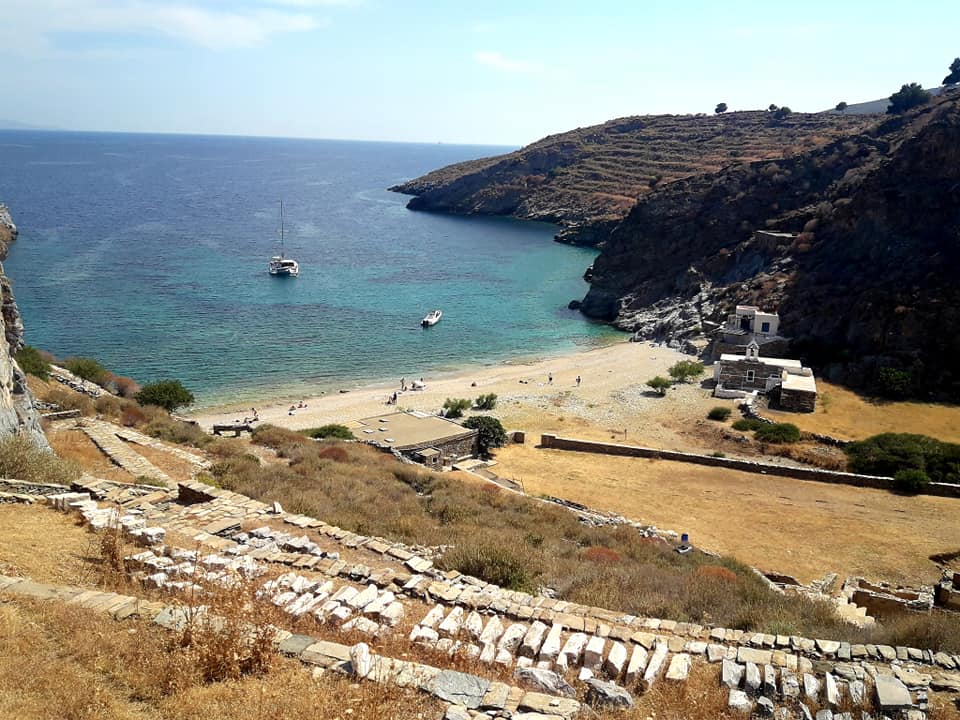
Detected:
left=188, top=338, right=691, bottom=435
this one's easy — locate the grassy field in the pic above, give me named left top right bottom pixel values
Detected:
left=494, top=443, right=960, bottom=586
left=765, top=381, right=960, bottom=443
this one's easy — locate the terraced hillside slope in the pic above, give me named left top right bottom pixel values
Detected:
left=581, top=93, right=960, bottom=399
left=390, top=111, right=878, bottom=238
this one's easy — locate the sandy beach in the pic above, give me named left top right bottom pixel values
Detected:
left=188, top=341, right=719, bottom=451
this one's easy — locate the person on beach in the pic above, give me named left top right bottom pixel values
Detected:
left=288, top=405, right=296, bottom=416
left=548, top=372, right=553, bottom=384
left=576, top=375, right=581, bottom=386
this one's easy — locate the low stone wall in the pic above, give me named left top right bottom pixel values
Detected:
left=538, top=434, right=960, bottom=498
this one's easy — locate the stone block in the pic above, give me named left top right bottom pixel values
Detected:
left=665, top=653, right=691, bottom=681
left=603, top=641, right=628, bottom=679
left=722, top=659, right=744, bottom=689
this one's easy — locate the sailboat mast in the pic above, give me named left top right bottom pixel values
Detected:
left=280, top=200, right=285, bottom=258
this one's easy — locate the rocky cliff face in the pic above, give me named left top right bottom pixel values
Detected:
left=0, top=205, right=48, bottom=447
left=582, top=95, right=960, bottom=399
left=391, top=111, right=877, bottom=240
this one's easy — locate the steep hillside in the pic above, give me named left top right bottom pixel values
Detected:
left=391, top=111, right=878, bottom=239
left=580, top=95, right=960, bottom=399
left=0, top=205, right=47, bottom=446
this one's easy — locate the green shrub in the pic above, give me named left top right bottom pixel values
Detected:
left=893, top=469, right=930, bottom=494
left=303, top=424, right=354, bottom=440
left=0, top=435, right=81, bottom=486
left=732, top=418, right=765, bottom=432
left=667, top=360, right=705, bottom=383
left=646, top=376, right=671, bottom=395
left=63, top=356, right=110, bottom=386
left=845, top=433, right=960, bottom=483
left=442, top=397, right=471, bottom=419
left=463, top=415, right=508, bottom=457
left=440, top=542, right=537, bottom=592
left=15, top=345, right=50, bottom=380
left=474, top=393, right=498, bottom=410
left=135, top=379, right=195, bottom=412
left=876, top=367, right=912, bottom=399
left=707, top=406, right=732, bottom=421
left=754, top=422, right=801, bottom=444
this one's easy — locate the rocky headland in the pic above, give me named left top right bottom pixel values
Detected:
left=390, top=110, right=877, bottom=243
left=0, top=204, right=47, bottom=446
left=580, top=94, right=960, bottom=399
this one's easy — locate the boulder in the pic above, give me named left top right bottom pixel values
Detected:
left=585, top=678, right=634, bottom=709
left=513, top=667, right=576, bottom=697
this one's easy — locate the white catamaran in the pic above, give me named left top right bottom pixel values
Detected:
left=268, top=201, right=299, bottom=277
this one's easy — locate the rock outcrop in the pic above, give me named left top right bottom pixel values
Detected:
left=580, top=94, right=960, bottom=399
left=0, top=204, right=48, bottom=447
left=391, top=111, right=877, bottom=239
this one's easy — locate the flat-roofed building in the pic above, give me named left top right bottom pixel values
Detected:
left=714, top=341, right=816, bottom=412
left=352, top=411, right=478, bottom=467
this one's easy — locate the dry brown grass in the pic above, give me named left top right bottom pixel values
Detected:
left=47, top=427, right=138, bottom=484
left=766, top=380, right=960, bottom=443
left=0, top=598, right=443, bottom=720
left=0, top=504, right=95, bottom=583
left=495, top=442, right=960, bottom=587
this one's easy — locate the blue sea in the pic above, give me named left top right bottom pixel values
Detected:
left=0, top=131, right=618, bottom=407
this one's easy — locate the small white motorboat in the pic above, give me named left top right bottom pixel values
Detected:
left=421, top=309, right=442, bottom=327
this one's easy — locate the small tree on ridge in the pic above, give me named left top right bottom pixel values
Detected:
left=944, top=57, right=960, bottom=86
left=715, top=102, right=728, bottom=114
left=888, top=83, right=931, bottom=114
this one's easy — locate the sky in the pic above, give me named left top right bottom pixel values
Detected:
left=1, top=0, right=958, bottom=145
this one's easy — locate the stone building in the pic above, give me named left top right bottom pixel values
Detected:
left=714, top=304, right=789, bottom=357
left=714, top=341, right=817, bottom=412
left=353, top=411, right=478, bottom=467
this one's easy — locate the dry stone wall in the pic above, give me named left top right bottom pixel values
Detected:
left=539, top=434, right=960, bottom=498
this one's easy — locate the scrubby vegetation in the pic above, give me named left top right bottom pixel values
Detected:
left=442, top=397, right=471, bottom=419
left=0, top=435, right=81, bottom=486
left=731, top=418, right=765, bottom=432
left=646, top=376, right=671, bottom=395
left=474, top=392, right=498, bottom=410
left=845, top=433, right=960, bottom=482
left=893, top=468, right=931, bottom=494
left=303, top=424, right=355, bottom=440
left=14, top=344, right=50, bottom=380
left=667, top=360, right=704, bottom=383
left=63, top=356, right=110, bottom=386
left=754, top=422, right=801, bottom=444
left=707, top=406, right=732, bottom=421
left=135, top=379, right=195, bottom=412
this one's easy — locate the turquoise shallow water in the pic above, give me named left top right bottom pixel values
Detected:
left=0, top=131, right=619, bottom=407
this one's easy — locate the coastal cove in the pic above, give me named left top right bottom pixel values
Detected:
left=0, top=131, right=620, bottom=407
